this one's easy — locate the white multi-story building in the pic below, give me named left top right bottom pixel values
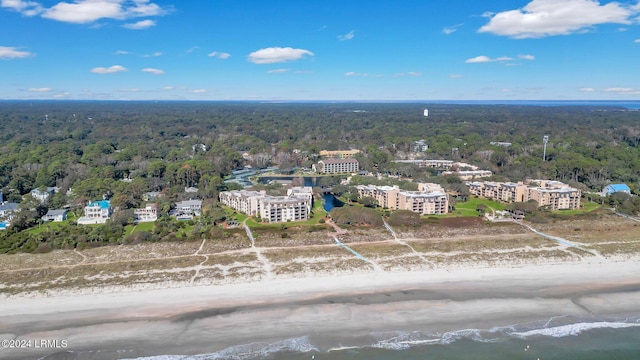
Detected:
left=258, top=196, right=310, bottom=223
left=219, top=190, right=266, bottom=216
left=219, top=187, right=313, bottom=223
left=134, top=204, right=158, bottom=222
left=172, top=199, right=202, bottom=220
left=317, top=158, right=359, bottom=174
left=77, top=200, right=112, bottom=225
left=393, top=159, right=453, bottom=169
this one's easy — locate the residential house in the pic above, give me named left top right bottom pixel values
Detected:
left=0, top=202, right=19, bottom=219
left=143, top=191, right=161, bottom=201
left=412, top=140, right=429, bottom=152
left=42, top=209, right=67, bottom=222
left=172, top=199, right=202, bottom=220
left=30, top=187, right=57, bottom=203
left=77, top=200, right=112, bottom=225
left=601, top=184, right=631, bottom=196
left=134, top=203, right=158, bottom=222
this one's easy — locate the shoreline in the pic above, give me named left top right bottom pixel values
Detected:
left=1, top=258, right=640, bottom=359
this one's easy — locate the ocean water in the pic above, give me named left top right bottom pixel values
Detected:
left=115, top=316, right=640, bottom=360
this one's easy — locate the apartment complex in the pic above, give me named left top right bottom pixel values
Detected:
left=219, top=186, right=313, bottom=223
left=317, top=158, right=359, bottom=174
left=393, top=159, right=453, bottom=169
left=356, top=183, right=449, bottom=215
left=468, top=180, right=581, bottom=210
left=319, top=149, right=361, bottom=159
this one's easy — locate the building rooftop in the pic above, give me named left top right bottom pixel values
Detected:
left=606, top=184, right=631, bottom=192
left=87, top=200, right=110, bottom=209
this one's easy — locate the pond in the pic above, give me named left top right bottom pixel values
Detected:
left=322, top=193, right=344, bottom=212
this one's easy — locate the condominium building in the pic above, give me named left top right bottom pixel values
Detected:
left=356, top=183, right=449, bottom=215
left=397, top=191, right=449, bottom=215
left=317, top=158, right=359, bottom=174
left=468, top=180, right=581, bottom=210
left=393, top=159, right=453, bottom=169
left=219, top=187, right=313, bottom=223
left=442, top=170, right=493, bottom=180
left=319, top=149, right=361, bottom=159
left=258, top=196, right=310, bottom=223
left=219, top=190, right=266, bottom=216
left=526, top=180, right=581, bottom=210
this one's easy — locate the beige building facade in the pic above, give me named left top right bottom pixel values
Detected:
left=468, top=180, right=581, bottom=210
left=219, top=187, right=313, bottom=223
left=356, top=183, right=449, bottom=215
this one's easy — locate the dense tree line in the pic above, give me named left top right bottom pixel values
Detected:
left=1, top=101, right=639, bottom=251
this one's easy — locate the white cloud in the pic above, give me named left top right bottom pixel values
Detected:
left=635, top=39, right=640, bottom=43
left=407, top=71, right=422, bottom=77
left=16, top=0, right=169, bottom=24
left=295, top=70, right=313, bottom=74
left=518, top=54, right=536, bottom=60
left=162, top=86, right=174, bottom=90
left=465, top=55, right=492, bottom=63
left=28, top=87, right=53, bottom=92
left=338, top=30, right=355, bottom=41
left=442, top=24, right=463, bottom=35
left=142, top=51, right=162, bottom=57
left=190, top=89, right=207, bottom=94
left=465, top=55, right=534, bottom=63
left=603, top=87, right=639, bottom=94
left=345, top=71, right=369, bottom=77
left=114, top=49, right=130, bottom=55
left=248, top=47, right=313, bottom=64
left=186, top=46, right=199, bottom=53
left=0, top=45, right=33, bottom=59
left=120, top=88, right=141, bottom=92
left=123, top=19, right=155, bottom=29
left=141, top=67, right=164, bottom=75
left=579, top=87, right=595, bottom=91
left=53, top=91, right=70, bottom=98
left=90, top=65, right=127, bottom=74
left=1, top=0, right=43, bottom=15
left=479, top=0, right=636, bottom=39
left=449, top=74, right=464, bottom=79
left=208, top=51, right=230, bottom=59
left=267, top=68, right=289, bottom=74
left=44, top=0, right=122, bottom=23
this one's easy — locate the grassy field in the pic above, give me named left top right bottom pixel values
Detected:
left=445, top=197, right=507, bottom=217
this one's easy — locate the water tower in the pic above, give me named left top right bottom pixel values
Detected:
left=423, top=108, right=429, bottom=117
left=543, top=135, right=549, bottom=161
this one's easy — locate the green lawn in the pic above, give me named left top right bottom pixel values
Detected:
left=445, top=196, right=507, bottom=218
left=551, top=201, right=601, bottom=215
left=131, top=222, right=155, bottom=233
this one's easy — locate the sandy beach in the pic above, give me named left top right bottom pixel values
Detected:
left=1, top=258, right=640, bottom=359
left=2, top=214, right=640, bottom=359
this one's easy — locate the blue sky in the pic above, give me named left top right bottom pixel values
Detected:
left=1, top=0, right=640, bottom=100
